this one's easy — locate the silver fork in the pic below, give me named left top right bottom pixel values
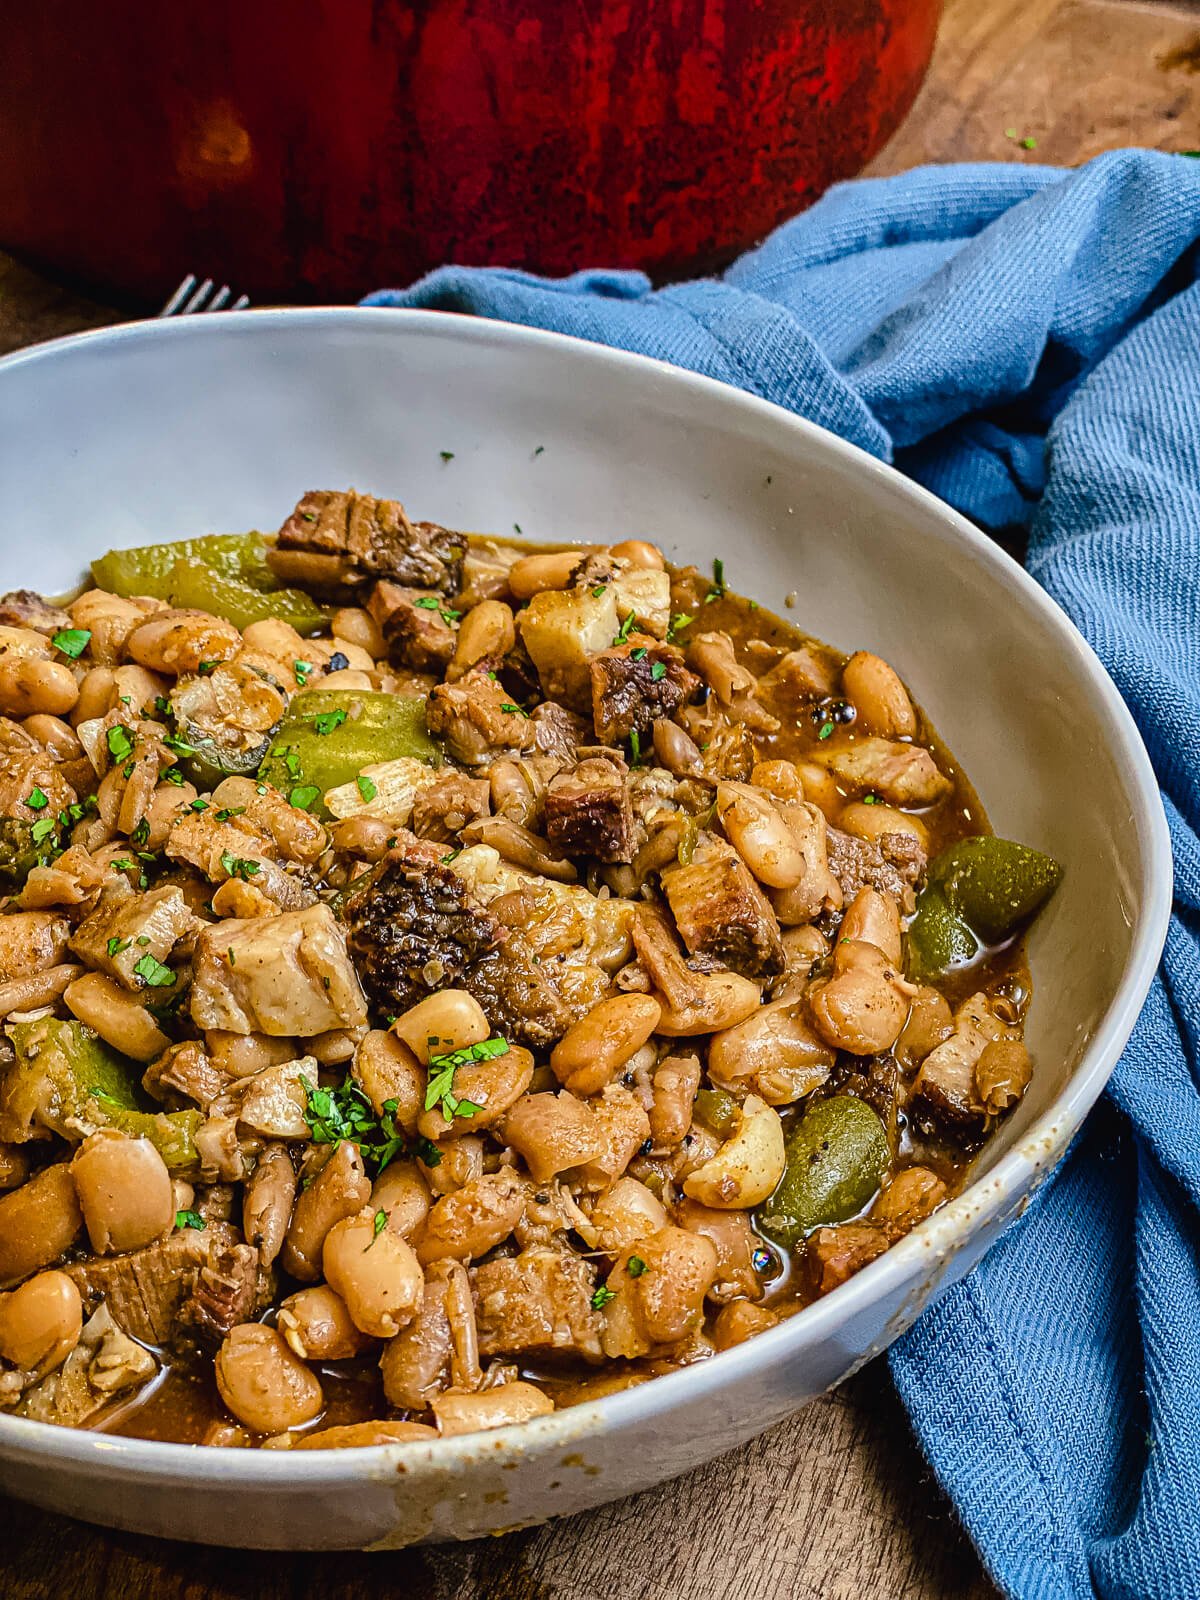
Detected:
left=158, top=275, right=251, bottom=316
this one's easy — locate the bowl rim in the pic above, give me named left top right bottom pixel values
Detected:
left=0, top=306, right=1173, bottom=1487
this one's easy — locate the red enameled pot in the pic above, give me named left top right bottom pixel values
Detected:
left=1, top=1, right=940, bottom=304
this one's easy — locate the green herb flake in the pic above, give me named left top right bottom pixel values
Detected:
left=175, top=1209, right=206, bottom=1231
left=817, top=721, right=834, bottom=741
left=629, top=728, right=642, bottom=767
left=650, top=660, right=667, bottom=682
left=630, top=646, right=647, bottom=662
left=705, top=557, right=726, bottom=603
left=500, top=702, right=528, bottom=718
left=356, top=774, right=378, bottom=803
left=106, top=936, right=131, bottom=958
left=106, top=725, right=134, bottom=764
left=214, top=806, right=246, bottom=823
left=666, top=612, right=695, bottom=641
left=591, top=1285, right=617, bottom=1310
left=627, top=1255, right=648, bottom=1278
left=220, top=852, right=261, bottom=882
left=613, top=613, right=637, bottom=646
left=312, top=708, right=347, bottom=736
left=197, top=660, right=219, bottom=676
left=367, top=1208, right=389, bottom=1248
left=863, top=793, right=878, bottom=805
left=288, top=785, right=321, bottom=812
left=293, top=660, right=313, bottom=687
left=130, top=817, right=151, bottom=848
left=439, top=450, right=455, bottom=462
left=133, top=953, right=176, bottom=988
left=30, top=817, right=57, bottom=846
left=424, top=1037, right=508, bottom=1124
left=51, top=628, right=91, bottom=659
left=109, top=857, right=135, bottom=872
left=162, top=766, right=186, bottom=787
left=533, top=445, right=545, bottom=457
left=299, top=1076, right=410, bottom=1176
left=513, top=522, right=523, bottom=535
left=189, top=798, right=209, bottom=813
left=25, top=786, right=48, bottom=812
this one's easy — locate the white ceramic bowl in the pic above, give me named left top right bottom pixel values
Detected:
left=0, top=310, right=1171, bottom=1550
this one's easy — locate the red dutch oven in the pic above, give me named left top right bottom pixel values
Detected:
left=1, top=1, right=940, bottom=304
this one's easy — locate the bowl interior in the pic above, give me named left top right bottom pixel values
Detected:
left=0, top=309, right=1159, bottom=1183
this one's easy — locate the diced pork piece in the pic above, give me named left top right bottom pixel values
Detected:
left=661, top=836, right=784, bottom=979
left=367, top=581, right=458, bottom=673
left=0, top=912, right=71, bottom=985
left=270, top=490, right=463, bottom=596
left=589, top=637, right=701, bottom=744
left=910, top=992, right=1019, bottom=1128
left=191, top=904, right=368, bottom=1037
left=165, top=812, right=315, bottom=911
left=144, top=1040, right=231, bottom=1111
left=502, top=1092, right=606, bottom=1182
left=529, top=700, right=589, bottom=765
left=410, top=773, right=491, bottom=842
left=65, top=1226, right=217, bottom=1345
left=0, top=590, right=72, bottom=636
left=804, top=1223, right=890, bottom=1296
left=0, top=718, right=76, bottom=821
left=231, top=1056, right=314, bottom=1139
left=380, top=1260, right=479, bottom=1408
left=870, top=1166, right=949, bottom=1241
left=517, top=585, right=620, bottom=711
left=341, top=844, right=505, bottom=1014
left=177, top=1240, right=267, bottom=1347
left=463, top=944, right=574, bottom=1050
left=68, top=882, right=199, bottom=992
left=543, top=758, right=636, bottom=864
left=426, top=666, right=539, bottom=766
left=814, top=736, right=950, bottom=807
left=208, top=778, right=328, bottom=866
left=674, top=1197, right=762, bottom=1303
left=826, top=825, right=926, bottom=909
left=18, top=1304, right=156, bottom=1427
left=473, top=1246, right=603, bottom=1361
left=569, top=555, right=671, bottom=640
left=755, top=644, right=839, bottom=705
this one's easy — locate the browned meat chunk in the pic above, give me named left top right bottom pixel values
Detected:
left=804, top=1223, right=889, bottom=1295
left=65, top=1226, right=220, bottom=1347
left=0, top=590, right=72, bottom=636
left=530, top=701, right=589, bottom=764
left=410, top=773, right=491, bottom=842
left=755, top=644, right=839, bottom=705
left=661, top=836, right=784, bottom=979
left=270, top=490, right=463, bottom=596
left=589, top=637, right=700, bottom=744
left=826, top=825, right=926, bottom=908
left=178, top=1240, right=268, bottom=1347
left=367, top=581, right=458, bottom=673
left=342, top=845, right=506, bottom=1013
left=543, top=758, right=636, bottom=864
left=462, top=943, right=575, bottom=1050
left=472, top=1246, right=603, bottom=1361
left=17, top=1304, right=156, bottom=1426
left=144, top=1040, right=231, bottom=1111
left=426, top=667, right=539, bottom=766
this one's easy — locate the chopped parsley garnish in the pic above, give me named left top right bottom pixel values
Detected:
left=650, top=661, right=667, bottom=682
left=293, top=660, right=313, bottom=686
left=533, top=445, right=545, bottom=457
left=424, top=1037, right=508, bottom=1124
left=863, top=793, right=879, bottom=806
left=175, top=1210, right=206, bottom=1231
left=299, top=1078, right=410, bottom=1175
left=439, top=450, right=455, bottom=462
left=51, top=628, right=91, bottom=659
left=414, top=596, right=462, bottom=627
left=312, top=709, right=347, bottom=736
left=189, top=797, right=209, bottom=812
left=109, top=857, right=135, bottom=872
left=591, top=584, right=607, bottom=599
left=162, top=733, right=195, bottom=757
left=630, top=646, right=647, bottom=662
left=613, top=613, right=638, bottom=646
left=356, top=774, right=378, bottom=803
left=197, top=660, right=219, bottom=676
left=666, top=612, right=694, bottom=641
left=627, top=1255, right=648, bottom=1278
left=153, top=696, right=172, bottom=718
left=214, top=806, right=246, bottom=823
left=130, top=817, right=151, bottom=847
left=133, top=953, right=175, bottom=987
left=88, top=1086, right=123, bottom=1108
left=628, top=728, right=642, bottom=767
left=227, top=947, right=236, bottom=966
left=288, top=785, right=321, bottom=812
left=220, top=853, right=261, bottom=881
left=30, top=817, right=57, bottom=846
left=817, top=721, right=834, bottom=740
left=591, top=1285, right=617, bottom=1310
left=513, top=522, right=523, bottom=535
left=106, top=937, right=131, bottom=958
left=106, top=725, right=134, bottom=764
left=442, top=848, right=461, bottom=864
left=368, top=1208, right=388, bottom=1247
left=705, top=557, right=726, bottom=603
left=500, top=702, right=528, bottom=718
left=162, top=766, right=186, bottom=787
left=25, top=787, right=48, bottom=811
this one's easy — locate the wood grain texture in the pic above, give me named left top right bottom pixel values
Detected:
left=0, top=0, right=1191, bottom=1593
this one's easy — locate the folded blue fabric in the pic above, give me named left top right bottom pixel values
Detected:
left=365, top=149, right=1200, bottom=1599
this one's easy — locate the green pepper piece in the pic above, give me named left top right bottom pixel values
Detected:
left=755, top=1095, right=889, bottom=1251
left=1, top=1017, right=201, bottom=1175
left=929, top=836, right=1063, bottom=945
left=92, top=532, right=278, bottom=599
left=905, top=884, right=981, bottom=982
left=165, top=558, right=327, bottom=637
left=258, top=690, right=439, bottom=808
left=0, top=819, right=40, bottom=891
left=694, top=1087, right=741, bottom=1140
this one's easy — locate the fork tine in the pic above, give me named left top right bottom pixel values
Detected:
left=159, top=274, right=197, bottom=317
left=182, top=277, right=214, bottom=314
left=206, top=284, right=232, bottom=312
left=230, top=294, right=251, bottom=311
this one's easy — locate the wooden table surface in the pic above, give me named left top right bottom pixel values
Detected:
left=0, top=0, right=1194, bottom=1593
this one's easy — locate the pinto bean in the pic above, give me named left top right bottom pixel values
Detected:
left=392, top=990, right=490, bottom=1066
left=329, top=608, right=386, bottom=659
left=294, top=1420, right=438, bottom=1449
left=507, top=550, right=581, bottom=600
left=242, top=1143, right=297, bottom=1267
left=0, top=1270, right=83, bottom=1374
left=608, top=539, right=665, bottom=570
left=810, top=939, right=913, bottom=1056
left=432, top=1381, right=554, bottom=1436
left=652, top=971, right=763, bottom=1037
left=415, top=1170, right=525, bottom=1265
left=0, top=963, right=84, bottom=1021
left=711, top=1299, right=779, bottom=1350
left=447, top=600, right=516, bottom=683
left=651, top=718, right=704, bottom=778
left=70, top=1130, right=175, bottom=1254
left=423, top=1136, right=484, bottom=1197
left=838, top=800, right=928, bottom=851
left=648, top=1052, right=702, bottom=1148
left=716, top=782, right=805, bottom=889
left=550, top=995, right=661, bottom=1097
left=416, top=1044, right=534, bottom=1141
left=600, top=1228, right=718, bottom=1358
left=281, top=1139, right=372, bottom=1282
left=842, top=650, right=917, bottom=738
left=353, top=1029, right=424, bottom=1133
left=0, top=1165, right=83, bottom=1287
left=64, top=972, right=171, bottom=1063
left=370, top=1160, right=432, bottom=1241
left=215, top=1324, right=324, bottom=1434
left=126, top=609, right=240, bottom=676
left=323, top=1208, right=424, bottom=1338
left=838, top=886, right=902, bottom=966
left=707, top=997, right=835, bottom=1105
left=206, top=1030, right=299, bottom=1079
left=0, top=657, right=79, bottom=718
left=588, top=1177, right=669, bottom=1256
left=22, top=714, right=83, bottom=761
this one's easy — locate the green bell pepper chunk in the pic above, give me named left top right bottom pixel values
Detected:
left=1, top=1017, right=201, bottom=1176
left=929, top=835, right=1063, bottom=945
left=755, top=1095, right=889, bottom=1251
left=91, top=534, right=326, bottom=636
left=258, top=689, right=439, bottom=809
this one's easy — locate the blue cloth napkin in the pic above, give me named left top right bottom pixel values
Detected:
left=365, top=149, right=1200, bottom=1599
